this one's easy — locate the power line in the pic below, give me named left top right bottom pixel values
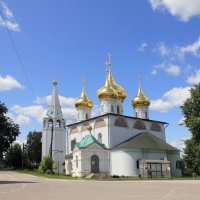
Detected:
left=0, top=4, right=36, bottom=97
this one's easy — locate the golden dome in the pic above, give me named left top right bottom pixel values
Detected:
left=132, top=85, right=150, bottom=107
left=108, top=69, right=126, bottom=101
left=97, top=72, right=118, bottom=100
left=75, top=87, right=93, bottom=109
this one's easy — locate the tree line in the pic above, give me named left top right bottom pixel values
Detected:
left=1, top=82, right=200, bottom=175
left=0, top=101, right=42, bottom=169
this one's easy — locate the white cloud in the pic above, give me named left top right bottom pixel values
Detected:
left=8, top=112, right=31, bottom=125
left=150, top=87, right=191, bottom=112
left=0, top=2, right=20, bottom=32
left=158, top=42, right=170, bottom=56
left=180, top=37, right=200, bottom=58
left=138, top=42, right=148, bottom=52
left=0, top=75, right=24, bottom=91
left=167, top=139, right=186, bottom=156
left=35, top=95, right=76, bottom=108
left=151, top=69, right=157, bottom=75
left=186, top=69, right=200, bottom=85
left=152, top=62, right=181, bottom=76
left=11, top=105, right=46, bottom=123
left=149, top=0, right=200, bottom=22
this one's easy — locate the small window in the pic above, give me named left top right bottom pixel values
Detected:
left=76, top=156, right=78, bottom=168
left=98, top=133, right=102, bottom=143
left=176, top=161, right=179, bottom=169
left=145, top=112, right=148, bottom=119
left=86, top=113, right=88, bottom=119
left=71, top=139, right=76, bottom=151
left=136, top=112, right=138, bottom=118
left=48, top=119, right=53, bottom=128
left=117, top=105, right=120, bottom=114
left=136, top=160, right=140, bottom=169
left=56, top=120, right=61, bottom=128
left=111, top=105, right=114, bottom=112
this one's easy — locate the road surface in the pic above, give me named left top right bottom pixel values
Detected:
left=0, top=170, right=200, bottom=200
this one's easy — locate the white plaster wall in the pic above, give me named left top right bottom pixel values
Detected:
left=146, top=150, right=167, bottom=160
left=77, top=108, right=91, bottom=122
left=72, top=144, right=109, bottom=177
left=134, top=106, right=149, bottom=119
left=111, top=149, right=170, bottom=176
left=42, top=121, right=66, bottom=173
left=100, top=99, right=117, bottom=114
left=111, top=150, right=143, bottom=176
left=168, top=152, right=182, bottom=177
left=109, top=115, right=166, bottom=148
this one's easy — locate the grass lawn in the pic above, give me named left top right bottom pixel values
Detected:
left=16, top=169, right=81, bottom=180
left=15, top=170, right=200, bottom=181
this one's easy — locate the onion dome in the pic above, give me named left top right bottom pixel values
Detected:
left=108, top=69, right=126, bottom=101
left=131, top=85, right=150, bottom=108
left=75, top=87, right=93, bottom=109
left=97, top=72, right=118, bottom=100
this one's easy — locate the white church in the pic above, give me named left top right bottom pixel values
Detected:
left=42, top=54, right=182, bottom=178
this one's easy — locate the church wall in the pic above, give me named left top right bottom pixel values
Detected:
left=111, top=150, right=142, bottom=176
left=108, top=115, right=166, bottom=148
left=145, top=150, right=167, bottom=160
left=111, top=149, right=171, bottom=176
left=167, top=152, right=182, bottom=177
left=71, top=144, right=109, bottom=177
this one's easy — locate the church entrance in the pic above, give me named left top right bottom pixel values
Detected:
left=91, top=155, right=99, bottom=173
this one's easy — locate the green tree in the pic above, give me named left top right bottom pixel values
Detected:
left=0, top=102, right=20, bottom=159
left=5, top=143, right=22, bottom=168
left=181, top=83, right=200, bottom=174
left=38, top=156, right=53, bottom=173
left=25, top=131, right=42, bottom=165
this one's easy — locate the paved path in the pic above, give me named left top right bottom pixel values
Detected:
left=1, top=170, right=200, bottom=200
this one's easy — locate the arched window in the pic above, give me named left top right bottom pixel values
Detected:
left=56, top=120, right=61, bottom=128
left=150, top=122, right=161, bottom=132
left=48, top=119, right=53, bottom=128
left=114, top=117, right=128, bottom=128
left=81, top=122, right=90, bottom=131
left=98, top=133, right=102, bottom=143
left=94, top=118, right=106, bottom=128
left=111, top=105, right=114, bottom=112
left=71, top=139, right=76, bottom=151
left=76, top=156, right=78, bottom=168
left=133, top=120, right=146, bottom=130
left=117, top=105, right=120, bottom=114
left=70, top=126, right=78, bottom=134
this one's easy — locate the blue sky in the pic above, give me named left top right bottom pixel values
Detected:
left=1, top=0, right=200, bottom=152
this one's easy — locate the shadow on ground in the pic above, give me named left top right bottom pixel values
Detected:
left=0, top=181, right=38, bottom=185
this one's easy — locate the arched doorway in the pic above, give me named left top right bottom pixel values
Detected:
left=91, top=155, right=99, bottom=173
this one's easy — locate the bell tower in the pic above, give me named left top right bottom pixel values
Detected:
left=42, top=80, right=66, bottom=172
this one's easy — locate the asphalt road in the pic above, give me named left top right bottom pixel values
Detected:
left=0, top=170, right=200, bottom=200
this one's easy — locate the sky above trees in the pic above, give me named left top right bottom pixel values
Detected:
left=1, top=0, right=200, bottom=151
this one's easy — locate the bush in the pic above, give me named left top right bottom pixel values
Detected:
left=38, top=156, right=53, bottom=174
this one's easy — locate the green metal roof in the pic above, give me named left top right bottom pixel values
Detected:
left=76, top=134, right=107, bottom=149
left=113, top=132, right=179, bottom=151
